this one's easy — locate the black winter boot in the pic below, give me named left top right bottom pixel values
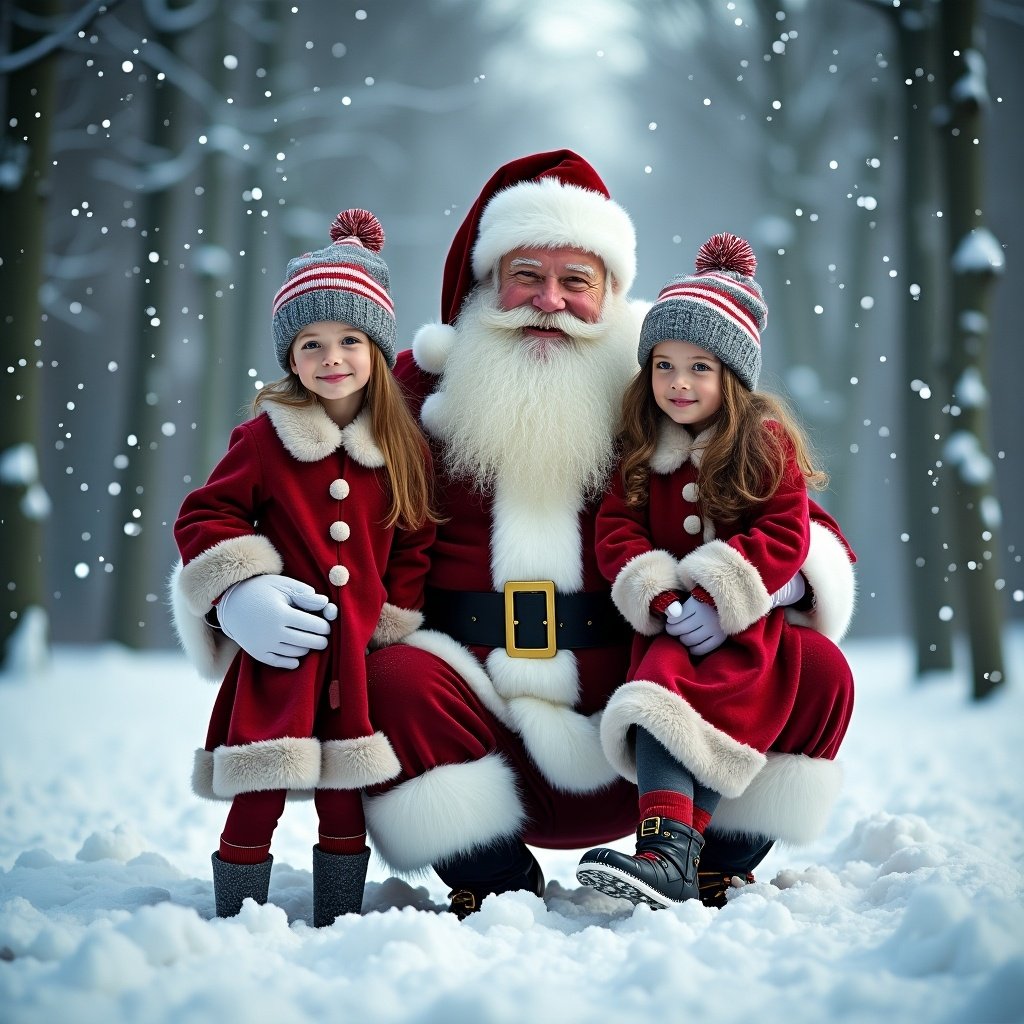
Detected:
left=576, top=816, right=704, bottom=909
left=312, top=845, right=370, bottom=927
left=435, top=839, right=545, bottom=920
left=697, top=832, right=773, bottom=908
left=211, top=852, right=273, bottom=918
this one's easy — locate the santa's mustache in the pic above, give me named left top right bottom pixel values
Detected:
left=473, top=301, right=608, bottom=342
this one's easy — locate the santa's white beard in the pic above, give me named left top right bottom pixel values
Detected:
left=431, top=286, right=640, bottom=505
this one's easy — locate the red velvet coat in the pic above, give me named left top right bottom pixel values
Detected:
left=596, top=417, right=855, bottom=811
left=172, top=401, right=433, bottom=800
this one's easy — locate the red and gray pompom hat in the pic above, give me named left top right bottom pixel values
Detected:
left=272, top=208, right=397, bottom=369
left=638, top=233, right=767, bottom=391
left=439, top=149, right=637, bottom=325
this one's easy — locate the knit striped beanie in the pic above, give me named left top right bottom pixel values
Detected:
left=638, top=233, right=767, bottom=390
left=272, top=208, right=396, bottom=369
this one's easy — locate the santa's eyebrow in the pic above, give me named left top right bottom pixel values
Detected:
left=509, top=257, right=543, bottom=268
left=564, top=263, right=597, bottom=277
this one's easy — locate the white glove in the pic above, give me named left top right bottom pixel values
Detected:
left=770, top=572, right=806, bottom=609
left=664, top=596, right=726, bottom=656
left=216, top=574, right=338, bottom=670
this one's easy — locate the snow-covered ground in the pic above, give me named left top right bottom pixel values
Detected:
left=1, top=632, right=1022, bottom=1024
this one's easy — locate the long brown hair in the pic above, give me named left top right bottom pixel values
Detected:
left=619, top=358, right=828, bottom=523
left=254, top=345, right=439, bottom=530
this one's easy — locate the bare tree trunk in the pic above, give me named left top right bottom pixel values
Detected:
left=109, top=62, right=180, bottom=648
left=888, top=0, right=956, bottom=674
left=0, top=0, right=61, bottom=671
left=937, top=0, right=1007, bottom=699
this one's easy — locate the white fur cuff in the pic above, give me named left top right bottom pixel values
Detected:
left=610, top=548, right=680, bottom=635
left=678, top=539, right=771, bottom=635
left=363, top=753, right=526, bottom=873
left=320, top=733, right=401, bottom=789
left=370, top=603, right=424, bottom=649
left=785, top=521, right=857, bottom=642
left=169, top=560, right=238, bottom=681
left=178, top=535, right=283, bottom=616
left=211, top=736, right=321, bottom=797
left=709, top=752, right=844, bottom=845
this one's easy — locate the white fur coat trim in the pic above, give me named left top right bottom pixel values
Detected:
left=784, top=521, right=857, bottom=642
left=169, top=560, right=237, bottom=681
left=506, top=696, right=620, bottom=792
left=209, top=736, right=321, bottom=798
left=649, top=421, right=713, bottom=476
left=370, top=603, right=424, bottom=649
left=412, top=322, right=457, bottom=375
left=178, top=534, right=283, bottom=617
left=709, top=752, right=844, bottom=845
left=610, top=548, right=681, bottom=635
left=401, top=630, right=613, bottom=793
left=320, top=734, right=401, bottom=789
left=677, top=539, right=771, bottom=636
left=490, top=482, right=585, bottom=592
left=600, top=680, right=766, bottom=798
left=265, top=401, right=384, bottom=468
left=364, top=753, right=526, bottom=873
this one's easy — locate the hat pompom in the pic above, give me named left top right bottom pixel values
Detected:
left=330, top=209, right=385, bottom=252
left=695, top=232, right=756, bottom=277
left=412, top=321, right=457, bottom=374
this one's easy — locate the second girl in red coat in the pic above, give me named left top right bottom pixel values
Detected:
left=577, top=233, right=855, bottom=909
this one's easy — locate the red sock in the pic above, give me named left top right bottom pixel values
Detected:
left=219, top=789, right=284, bottom=864
left=639, top=789, right=694, bottom=828
left=315, top=788, right=369, bottom=855
left=692, top=806, right=713, bottom=835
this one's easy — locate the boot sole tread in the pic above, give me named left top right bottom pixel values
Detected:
left=576, top=865, right=682, bottom=910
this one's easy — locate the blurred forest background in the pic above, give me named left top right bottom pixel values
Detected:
left=1, top=0, right=1021, bottom=696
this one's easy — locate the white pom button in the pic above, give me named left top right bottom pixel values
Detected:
left=330, top=479, right=349, bottom=500
left=683, top=515, right=702, bottom=535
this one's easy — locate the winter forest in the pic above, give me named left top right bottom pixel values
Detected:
left=2, top=2, right=1024, bottom=1023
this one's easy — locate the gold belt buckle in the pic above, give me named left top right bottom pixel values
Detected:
left=503, top=580, right=556, bottom=659
left=639, top=816, right=662, bottom=837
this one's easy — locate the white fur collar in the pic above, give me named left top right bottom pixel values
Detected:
left=648, top=419, right=716, bottom=475
left=264, top=402, right=384, bottom=467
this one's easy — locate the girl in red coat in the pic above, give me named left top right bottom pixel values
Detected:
left=173, top=209, right=436, bottom=924
left=577, top=233, right=854, bottom=909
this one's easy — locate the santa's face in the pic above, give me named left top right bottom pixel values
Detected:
left=496, top=246, right=608, bottom=350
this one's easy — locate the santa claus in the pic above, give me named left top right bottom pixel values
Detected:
left=360, top=150, right=856, bottom=915
left=174, top=151, right=856, bottom=916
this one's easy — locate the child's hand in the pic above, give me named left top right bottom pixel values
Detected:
left=217, top=574, right=337, bottom=669
left=664, top=596, right=725, bottom=656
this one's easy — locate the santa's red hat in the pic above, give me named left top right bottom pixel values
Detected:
left=440, top=149, right=637, bottom=325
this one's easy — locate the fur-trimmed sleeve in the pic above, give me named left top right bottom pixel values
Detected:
left=596, top=469, right=677, bottom=634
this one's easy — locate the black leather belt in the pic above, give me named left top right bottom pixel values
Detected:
left=423, top=583, right=630, bottom=659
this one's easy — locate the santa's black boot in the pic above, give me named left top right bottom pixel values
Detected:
left=697, top=832, right=773, bottom=908
left=211, top=852, right=273, bottom=918
left=435, top=838, right=545, bottom=920
left=576, top=816, right=704, bottom=909
left=312, top=845, right=370, bottom=926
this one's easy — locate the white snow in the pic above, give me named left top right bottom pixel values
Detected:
left=1, top=632, right=1022, bottom=1024
left=945, top=430, right=995, bottom=486
left=951, top=227, right=1005, bottom=275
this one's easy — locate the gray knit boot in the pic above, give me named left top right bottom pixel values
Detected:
left=211, top=852, right=273, bottom=918
left=312, top=845, right=370, bottom=927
